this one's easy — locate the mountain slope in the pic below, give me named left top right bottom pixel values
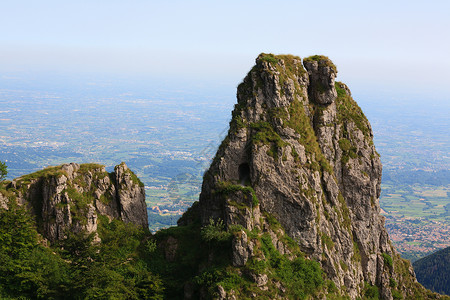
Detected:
left=413, top=246, right=450, bottom=295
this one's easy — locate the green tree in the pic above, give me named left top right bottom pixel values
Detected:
left=0, top=161, right=6, bottom=181
left=58, top=216, right=164, bottom=299
left=0, top=202, right=70, bottom=299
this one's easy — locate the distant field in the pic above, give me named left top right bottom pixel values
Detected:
left=381, top=184, right=449, bottom=221
left=380, top=183, right=450, bottom=261
left=146, top=175, right=201, bottom=232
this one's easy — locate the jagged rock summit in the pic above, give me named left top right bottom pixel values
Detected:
left=0, top=162, right=147, bottom=242
left=189, top=53, right=441, bottom=299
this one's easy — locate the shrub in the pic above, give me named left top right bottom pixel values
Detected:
left=382, top=253, right=393, bottom=268
left=392, top=289, right=403, bottom=300
left=338, top=139, right=352, bottom=151
left=364, top=282, right=380, bottom=299
left=389, top=278, right=397, bottom=288
left=0, top=203, right=70, bottom=298
left=201, top=218, right=232, bottom=243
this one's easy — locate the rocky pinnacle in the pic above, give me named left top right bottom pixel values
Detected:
left=196, top=53, right=429, bottom=299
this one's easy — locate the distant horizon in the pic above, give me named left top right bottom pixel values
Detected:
left=1, top=65, right=449, bottom=106
left=1, top=1, right=450, bottom=99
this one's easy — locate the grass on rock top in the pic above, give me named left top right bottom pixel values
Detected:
left=303, top=55, right=338, bottom=73
left=16, top=166, right=67, bottom=185
left=215, top=181, right=259, bottom=207
left=16, top=163, right=107, bottom=185
left=258, top=53, right=307, bottom=95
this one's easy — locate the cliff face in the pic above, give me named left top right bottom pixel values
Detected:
left=196, top=54, right=435, bottom=299
left=0, top=162, right=147, bottom=242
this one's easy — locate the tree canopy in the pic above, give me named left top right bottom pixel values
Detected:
left=0, top=161, right=6, bottom=181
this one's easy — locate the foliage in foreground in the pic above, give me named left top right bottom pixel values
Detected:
left=0, top=203, right=163, bottom=300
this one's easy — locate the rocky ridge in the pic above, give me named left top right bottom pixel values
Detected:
left=0, top=162, right=147, bottom=242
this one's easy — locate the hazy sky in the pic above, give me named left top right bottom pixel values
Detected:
left=1, top=0, right=450, bottom=96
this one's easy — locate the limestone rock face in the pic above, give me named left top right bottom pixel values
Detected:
left=197, top=53, right=427, bottom=299
left=114, top=163, right=148, bottom=227
left=4, top=162, right=147, bottom=242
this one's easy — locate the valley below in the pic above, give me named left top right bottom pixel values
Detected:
left=1, top=75, right=449, bottom=261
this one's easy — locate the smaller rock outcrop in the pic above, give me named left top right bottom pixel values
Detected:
left=0, top=162, right=147, bottom=242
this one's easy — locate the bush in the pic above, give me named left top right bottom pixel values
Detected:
left=258, top=233, right=324, bottom=299
left=389, top=278, right=397, bottom=287
left=338, top=138, right=352, bottom=151
left=392, top=289, right=403, bottom=300
left=382, top=253, right=393, bottom=268
left=201, top=218, right=232, bottom=243
left=364, top=282, right=380, bottom=299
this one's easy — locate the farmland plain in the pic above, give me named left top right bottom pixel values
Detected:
left=1, top=74, right=448, bottom=260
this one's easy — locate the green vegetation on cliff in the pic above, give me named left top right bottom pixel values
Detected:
left=149, top=205, right=329, bottom=299
left=250, top=121, right=287, bottom=160
left=335, top=82, right=370, bottom=136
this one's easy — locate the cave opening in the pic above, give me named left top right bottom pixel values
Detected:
left=239, top=163, right=250, bottom=186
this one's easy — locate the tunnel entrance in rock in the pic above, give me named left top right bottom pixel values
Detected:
left=239, top=163, right=250, bottom=186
